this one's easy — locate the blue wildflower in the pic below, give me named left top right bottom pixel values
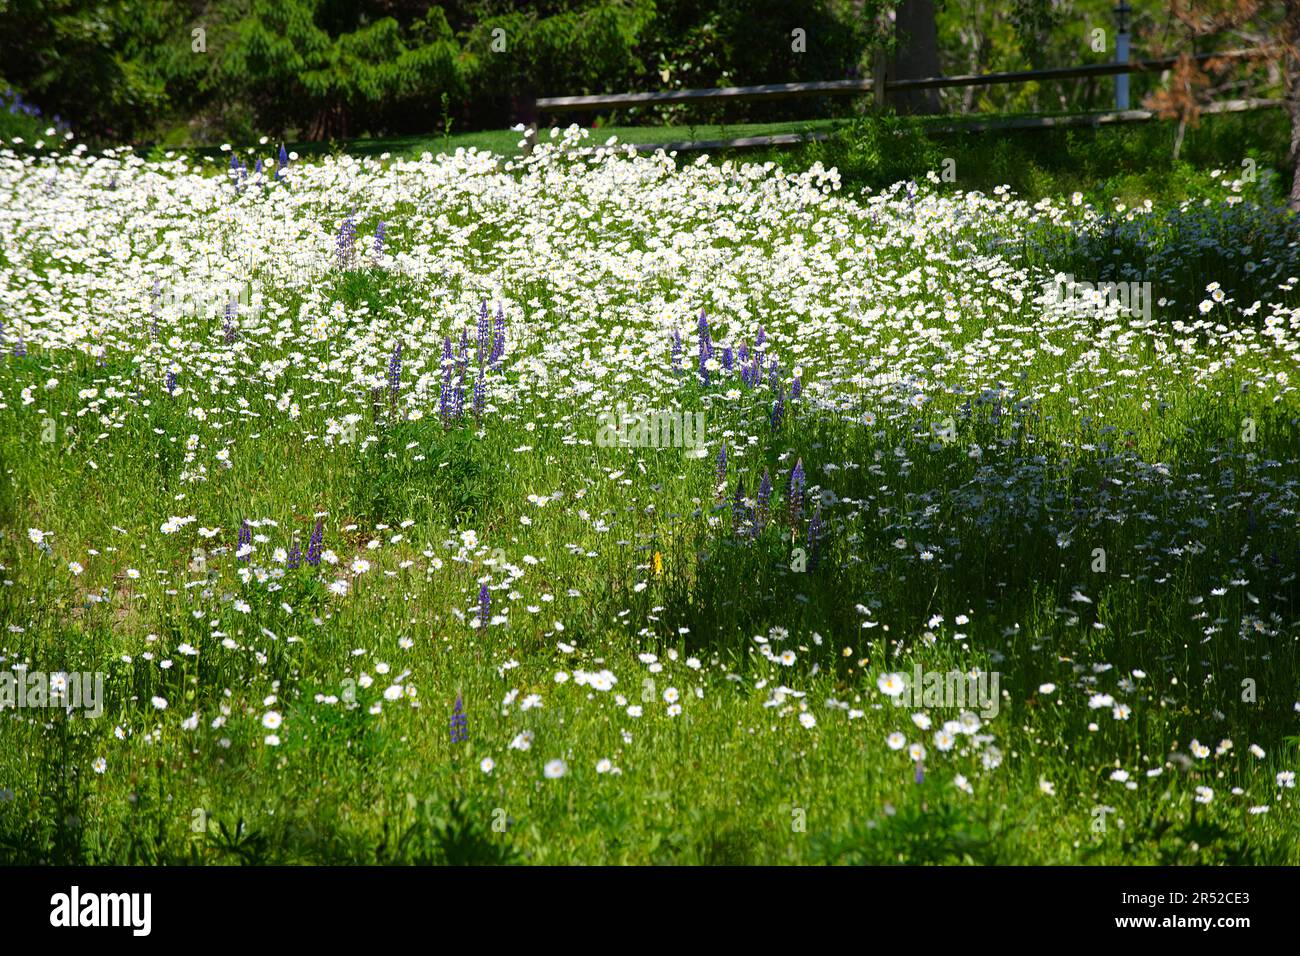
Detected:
left=490, top=302, right=506, bottom=367
left=337, top=210, right=356, bottom=267
left=756, top=469, right=772, bottom=530
left=787, top=458, right=805, bottom=525
left=450, top=695, right=469, bottom=744
left=697, top=310, right=712, bottom=385
left=477, top=300, right=491, bottom=365
left=387, top=342, right=402, bottom=403
left=473, top=369, right=486, bottom=419
left=305, top=519, right=324, bottom=567
left=223, top=299, right=237, bottom=344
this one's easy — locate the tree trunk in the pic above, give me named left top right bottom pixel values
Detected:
left=1289, top=76, right=1300, bottom=211
left=1287, top=0, right=1300, bottom=210
left=890, top=0, right=942, bottom=114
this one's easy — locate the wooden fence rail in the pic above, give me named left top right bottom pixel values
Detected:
left=521, top=47, right=1275, bottom=154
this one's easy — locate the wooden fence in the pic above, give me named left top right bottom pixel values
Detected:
left=521, top=47, right=1276, bottom=155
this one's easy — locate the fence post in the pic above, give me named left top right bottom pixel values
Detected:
left=872, top=48, right=888, bottom=109
left=1114, top=1, right=1131, bottom=110
left=517, top=92, right=537, bottom=156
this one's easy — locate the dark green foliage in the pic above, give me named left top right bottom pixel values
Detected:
left=0, top=0, right=870, bottom=144
left=796, top=109, right=1292, bottom=204
left=811, top=783, right=1012, bottom=864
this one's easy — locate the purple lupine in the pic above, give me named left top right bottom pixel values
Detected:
left=237, top=520, right=252, bottom=563
left=697, top=310, right=712, bottom=385
left=450, top=694, right=469, bottom=744
left=737, top=341, right=749, bottom=365
left=731, top=478, right=747, bottom=531
left=439, top=336, right=454, bottom=419
left=768, top=361, right=780, bottom=392
left=287, top=539, right=301, bottom=569
left=254, top=158, right=264, bottom=178
left=771, top=387, right=785, bottom=429
left=714, top=442, right=727, bottom=495
left=337, top=210, right=356, bottom=267
left=14, top=335, right=25, bottom=358
left=223, top=299, right=237, bottom=344
left=373, top=220, right=385, bottom=258
left=477, top=300, right=490, bottom=365
left=914, top=760, right=925, bottom=784
left=473, top=369, right=486, bottom=419
left=791, top=374, right=802, bottom=401
left=277, top=143, right=288, bottom=179
left=164, top=369, right=176, bottom=395
left=697, top=309, right=712, bottom=361
left=452, top=369, right=465, bottom=419
left=756, top=469, right=772, bottom=530
left=387, top=342, right=403, bottom=403
left=489, top=302, right=506, bottom=367
left=721, top=345, right=734, bottom=372
left=305, top=519, right=324, bottom=566
left=478, top=583, right=491, bottom=624
left=439, top=369, right=453, bottom=420
left=787, top=458, right=805, bottom=525
left=671, top=329, right=682, bottom=375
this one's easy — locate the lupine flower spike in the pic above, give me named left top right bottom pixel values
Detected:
left=305, top=519, right=324, bottom=567
left=788, top=458, right=805, bottom=527
left=714, top=442, right=727, bottom=501
left=450, top=695, right=469, bottom=744
left=237, top=521, right=252, bottom=563
left=756, top=469, right=772, bottom=531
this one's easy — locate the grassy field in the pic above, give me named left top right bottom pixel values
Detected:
left=168, top=108, right=1294, bottom=207
left=0, top=124, right=1298, bottom=864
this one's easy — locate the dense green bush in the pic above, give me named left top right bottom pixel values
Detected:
left=0, top=0, right=867, bottom=144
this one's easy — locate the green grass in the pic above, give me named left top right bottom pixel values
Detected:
left=168, top=106, right=1292, bottom=211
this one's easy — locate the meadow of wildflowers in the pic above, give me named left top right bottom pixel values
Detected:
left=0, top=126, right=1297, bottom=864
